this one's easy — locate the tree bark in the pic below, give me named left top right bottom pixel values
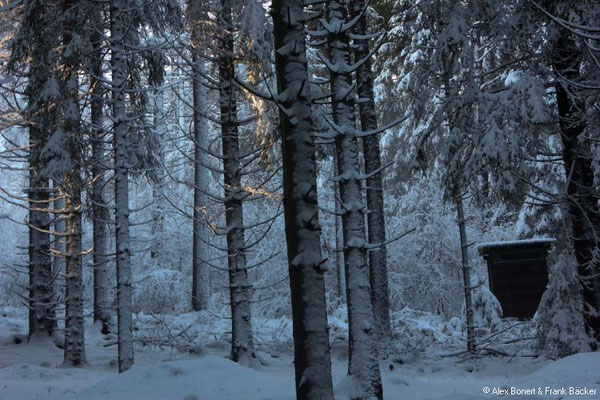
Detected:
left=63, top=179, right=85, bottom=365
left=455, top=191, right=475, bottom=354
left=52, top=184, right=65, bottom=315
left=62, top=0, right=86, bottom=366
left=110, top=0, right=134, bottom=372
left=25, top=1, right=57, bottom=340
left=191, top=38, right=210, bottom=311
left=326, top=1, right=383, bottom=398
left=350, top=0, right=391, bottom=337
left=333, top=156, right=346, bottom=304
left=151, top=84, right=165, bottom=264
left=217, top=0, right=255, bottom=364
left=28, top=158, right=55, bottom=339
left=90, top=6, right=112, bottom=334
left=272, top=0, right=335, bottom=397
left=552, top=34, right=600, bottom=349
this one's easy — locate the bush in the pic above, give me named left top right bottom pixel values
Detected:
left=536, top=252, right=590, bottom=358
left=469, top=284, right=502, bottom=332
left=133, top=269, right=191, bottom=314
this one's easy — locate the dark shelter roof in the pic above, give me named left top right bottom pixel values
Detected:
left=477, top=238, right=556, bottom=255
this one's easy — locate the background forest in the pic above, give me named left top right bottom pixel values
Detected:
left=0, top=0, right=599, bottom=399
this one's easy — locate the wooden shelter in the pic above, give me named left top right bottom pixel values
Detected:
left=478, top=238, right=555, bottom=319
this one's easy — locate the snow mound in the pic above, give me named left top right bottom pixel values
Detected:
left=513, top=352, right=600, bottom=392
left=393, top=353, right=600, bottom=400
left=56, top=355, right=294, bottom=400
left=0, top=362, right=110, bottom=399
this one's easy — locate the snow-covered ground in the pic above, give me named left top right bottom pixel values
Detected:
left=1, top=306, right=598, bottom=400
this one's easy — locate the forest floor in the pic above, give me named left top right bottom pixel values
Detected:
left=0, top=306, right=599, bottom=400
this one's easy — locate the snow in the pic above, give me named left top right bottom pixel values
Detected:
left=504, top=70, right=522, bottom=87
left=58, top=356, right=293, bottom=400
left=477, top=238, right=557, bottom=252
left=1, top=306, right=599, bottom=400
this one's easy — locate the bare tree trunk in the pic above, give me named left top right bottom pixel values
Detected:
left=63, top=179, right=85, bottom=365
left=217, top=0, right=255, bottom=364
left=89, top=6, right=112, bottom=334
left=151, top=85, right=165, bottom=264
left=350, top=0, right=391, bottom=337
left=455, top=191, right=475, bottom=354
left=272, top=0, right=335, bottom=397
left=62, top=0, right=85, bottom=366
left=110, top=0, right=134, bottom=372
left=52, top=183, right=65, bottom=311
left=325, top=1, right=383, bottom=398
left=28, top=167, right=56, bottom=339
left=191, top=39, right=210, bottom=311
left=176, top=73, right=187, bottom=185
left=333, top=155, right=345, bottom=303
left=552, top=34, right=600, bottom=349
left=25, top=1, right=57, bottom=341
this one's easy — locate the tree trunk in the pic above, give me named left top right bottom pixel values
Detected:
left=552, top=34, right=600, bottom=349
left=191, top=43, right=210, bottom=311
left=176, top=73, right=187, bottom=185
left=326, top=1, right=383, bottom=398
left=333, top=155, right=346, bottom=304
left=151, top=84, right=165, bottom=264
left=455, top=191, right=475, bottom=354
left=52, top=183, right=65, bottom=313
left=63, top=178, right=85, bottom=365
left=217, top=0, right=255, bottom=364
left=90, top=7, right=112, bottom=334
left=110, top=0, right=134, bottom=372
left=28, top=162, right=55, bottom=339
left=350, top=0, right=391, bottom=337
left=25, top=1, right=57, bottom=341
left=272, top=0, right=335, bottom=397
left=62, top=0, right=86, bottom=366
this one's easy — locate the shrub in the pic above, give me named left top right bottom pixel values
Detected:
left=133, top=269, right=191, bottom=314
